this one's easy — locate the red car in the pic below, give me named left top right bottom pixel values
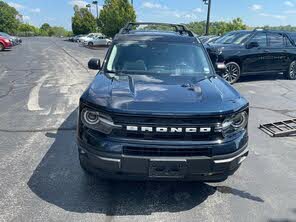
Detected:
left=0, top=36, right=12, bottom=51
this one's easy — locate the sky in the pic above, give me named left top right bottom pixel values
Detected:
left=4, top=0, right=296, bottom=30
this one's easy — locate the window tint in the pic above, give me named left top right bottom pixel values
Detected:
left=288, top=33, right=296, bottom=45
left=285, top=36, right=294, bottom=47
left=215, top=32, right=251, bottom=45
left=251, top=33, right=267, bottom=47
left=268, top=33, right=284, bottom=47
left=106, top=42, right=212, bottom=77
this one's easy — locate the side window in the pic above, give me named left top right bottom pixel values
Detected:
left=268, top=33, right=284, bottom=48
left=251, top=33, right=267, bottom=47
left=285, top=36, right=294, bottom=47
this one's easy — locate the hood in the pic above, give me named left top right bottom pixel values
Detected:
left=81, top=73, right=248, bottom=115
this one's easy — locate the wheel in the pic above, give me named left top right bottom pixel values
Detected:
left=0, top=43, right=4, bottom=51
left=284, top=61, right=296, bottom=80
left=107, top=41, right=111, bottom=46
left=88, top=42, right=94, bottom=47
left=223, top=62, right=241, bottom=84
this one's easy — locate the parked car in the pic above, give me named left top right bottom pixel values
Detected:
left=0, top=32, right=21, bottom=45
left=84, top=35, right=112, bottom=46
left=78, top=33, right=101, bottom=42
left=200, top=35, right=220, bottom=44
left=0, top=36, right=13, bottom=51
left=206, top=29, right=296, bottom=84
left=69, top=34, right=84, bottom=42
left=77, top=22, right=249, bottom=182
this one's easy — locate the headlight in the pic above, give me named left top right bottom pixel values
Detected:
left=81, top=108, right=121, bottom=134
left=218, top=111, right=248, bottom=137
left=83, top=110, right=100, bottom=125
left=231, top=112, right=248, bottom=129
left=4, top=39, right=10, bottom=43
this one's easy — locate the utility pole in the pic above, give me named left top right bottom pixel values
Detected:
left=92, top=1, right=99, bottom=19
left=202, top=0, right=212, bottom=35
left=131, top=0, right=133, bottom=5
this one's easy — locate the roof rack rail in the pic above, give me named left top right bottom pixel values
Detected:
left=253, top=28, right=266, bottom=31
left=119, top=22, right=195, bottom=37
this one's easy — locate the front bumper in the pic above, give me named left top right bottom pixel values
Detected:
left=77, top=134, right=248, bottom=181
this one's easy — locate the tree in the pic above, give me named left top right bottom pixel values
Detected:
left=40, top=23, right=51, bottom=35
left=98, top=0, right=136, bottom=37
left=72, top=6, right=97, bottom=35
left=0, top=1, right=21, bottom=34
left=17, top=23, right=39, bottom=36
left=49, top=26, right=71, bottom=37
left=187, top=18, right=247, bottom=35
left=18, top=23, right=38, bottom=32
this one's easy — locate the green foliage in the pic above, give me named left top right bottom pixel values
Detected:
left=137, top=24, right=176, bottom=32
left=48, top=26, right=71, bottom=37
left=0, top=1, right=21, bottom=34
left=98, top=0, right=136, bottom=37
left=256, top=25, right=296, bottom=32
left=72, top=6, right=97, bottom=35
left=187, top=18, right=247, bottom=35
left=40, top=23, right=51, bottom=35
left=18, top=23, right=38, bottom=32
left=0, top=1, right=71, bottom=37
left=16, top=23, right=39, bottom=36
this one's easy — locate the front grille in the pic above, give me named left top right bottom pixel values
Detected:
left=110, top=113, right=224, bottom=141
left=123, top=146, right=212, bottom=157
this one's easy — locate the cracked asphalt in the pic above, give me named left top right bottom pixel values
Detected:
left=0, top=37, right=296, bottom=222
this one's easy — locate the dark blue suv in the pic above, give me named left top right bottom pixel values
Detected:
left=77, top=23, right=249, bottom=181
left=207, top=29, right=296, bottom=84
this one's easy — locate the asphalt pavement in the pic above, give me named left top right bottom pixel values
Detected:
left=0, top=37, right=295, bottom=222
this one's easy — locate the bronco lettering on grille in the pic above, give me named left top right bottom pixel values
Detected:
left=126, top=126, right=211, bottom=133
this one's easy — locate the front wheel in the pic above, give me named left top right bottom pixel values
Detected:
left=222, top=62, right=241, bottom=84
left=0, top=43, right=4, bottom=51
left=88, top=42, right=94, bottom=47
left=284, top=61, right=296, bottom=80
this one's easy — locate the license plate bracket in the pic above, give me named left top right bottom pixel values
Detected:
left=149, top=159, right=187, bottom=178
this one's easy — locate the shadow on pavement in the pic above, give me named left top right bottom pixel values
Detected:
left=238, top=73, right=285, bottom=83
left=27, top=109, right=263, bottom=216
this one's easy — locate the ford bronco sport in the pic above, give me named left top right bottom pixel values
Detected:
left=77, top=22, right=249, bottom=181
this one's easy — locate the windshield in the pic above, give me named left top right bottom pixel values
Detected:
left=106, top=42, right=212, bottom=77
left=215, top=32, right=251, bottom=45
left=0, top=32, right=10, bottom=38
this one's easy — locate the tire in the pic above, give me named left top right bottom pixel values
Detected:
left=223, top=62, right=241, bottom=84
left=0, top=43, right=4, bottom=51
left=88, top=42, right=94, bottom=47
left=284, top=60, right=296, bottom=80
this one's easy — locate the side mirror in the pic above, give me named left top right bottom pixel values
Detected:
left=88, top=58, right=101, bottom=70
left=246, top=41, right=259, bottom=49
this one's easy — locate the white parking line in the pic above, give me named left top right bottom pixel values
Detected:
left=27, top=74, right=49, bottom=111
